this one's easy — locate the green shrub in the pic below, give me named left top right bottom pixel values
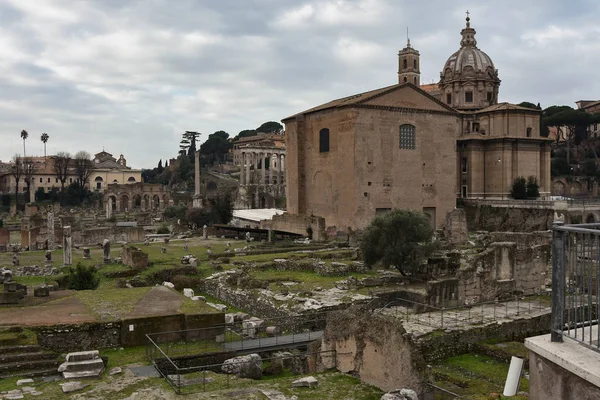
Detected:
left=510, top=176, right=527, bottom=199
left=156, top=224, right=170, bottom=234
left=66, top=263, right=100, bottom=290
left=526, top=176, right=540, bottom=199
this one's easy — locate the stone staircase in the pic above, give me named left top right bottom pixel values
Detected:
left=0, top=345, right=61, bottom=379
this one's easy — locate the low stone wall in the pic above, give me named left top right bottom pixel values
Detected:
left=35, top=322, right=121, bottom=352
left=415, top=311, right=551, bottom=362
left=34, top=312, right=225, bottom=352
left=464, top=204, right=554, bottom=232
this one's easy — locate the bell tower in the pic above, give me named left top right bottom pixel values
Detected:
left=398, top=36, right=420, bottom=86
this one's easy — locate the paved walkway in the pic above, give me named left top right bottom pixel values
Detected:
left=223, top=331, right=323, bottom=353
left=380, top=298, right=551, bottom=337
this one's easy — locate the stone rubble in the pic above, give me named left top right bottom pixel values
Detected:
left=291, top=376, right=319, bottom=388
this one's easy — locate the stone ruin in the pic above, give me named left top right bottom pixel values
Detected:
left=120, top=246, right=149, bottom=271
left=0, top=269, right=27, bottom=305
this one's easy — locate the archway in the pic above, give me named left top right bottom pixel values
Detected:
left=120, top=195, right=129, bottom=212
left=133, top=194, right=142, bottom=209
left=586, top=214, right=596, bottom=223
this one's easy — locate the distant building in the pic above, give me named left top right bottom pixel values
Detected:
left=90, top=151, right=142, bottom=191
left=0, top=151, right=142, bottom=195
left=232, top=133, right=285, bottom=167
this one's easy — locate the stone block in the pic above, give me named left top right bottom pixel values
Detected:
left=34, top=286, right=50, bottom=297
left=4, top=281, right=17, bottom=292
left=221, top=354, right=262, bottom=380
left=60, top=381, right=89, bottom=393
left=291, top=376, right=318, bottom=388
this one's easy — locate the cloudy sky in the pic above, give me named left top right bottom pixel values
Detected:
left=0, top=0, right=598, bottom=168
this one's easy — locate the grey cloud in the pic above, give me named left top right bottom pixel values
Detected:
left=0, top=0, right=597, bottom=166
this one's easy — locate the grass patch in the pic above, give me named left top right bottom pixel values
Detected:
left=179, top=296, right=222, bottom=315
left=432, top=353, right=529, bottom=399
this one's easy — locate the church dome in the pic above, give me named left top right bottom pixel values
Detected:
left=443, top=46, right=495, bottom=76
left=441, top=16, right=497, bottom=79
left=439, top=15, right=501, bottom=111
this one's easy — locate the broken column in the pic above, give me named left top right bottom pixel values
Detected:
left=203, top=225, right=208, bottom=239
left=193, top=150, right=202, bottom=208
left=63, top=226, right=72, bottom=266
left=102, top=239, right=111, bottom=263
left=47, top=211, right=55, bottom=250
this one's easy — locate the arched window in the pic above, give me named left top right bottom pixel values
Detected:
left=403, top=76, right=407, bottom=83
left=403, top=58, right=407, bottom=69
left=413, top=59, right=417, bottom=69
left=127, top=176, right=136, bottom=182
left=413, top=77, right=417, bottom=85
left=399, top=124, right=416, bottom=149
left=319, top=128, right=330, bottom=153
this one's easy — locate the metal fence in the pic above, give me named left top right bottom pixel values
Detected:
left=551, top=222, right=600, bottom=351
left=145, top=316, right=328, bottom=394
left=373, top=295, right=550, bottom=330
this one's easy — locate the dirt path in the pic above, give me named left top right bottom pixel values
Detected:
left=0, top=293, right=96, bottom=326
left=126, top=286, right=183, bottom=318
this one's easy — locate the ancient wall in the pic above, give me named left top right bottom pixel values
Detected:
left=34, top=312, right=225, bottom=351
left=263, top=213, right=326, bottom=241
left=73, top=226, right=147, bottom=245
left=416, top=312, right=551, bottom=362
left=321, top=307, right=426, bottom=394
left=447, top=232, right=551, bottom=305
left=463, top=204, right=554, bottom=232
left=34, top=322, right=121, bottom=352
left=0, top=228, right=9, bottom=245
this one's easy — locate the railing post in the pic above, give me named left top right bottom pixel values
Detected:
left=551, top=222, right=566, bottom=342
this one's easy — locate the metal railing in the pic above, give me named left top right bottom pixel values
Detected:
left=372, top=295, right=550, bottom=330
left=551, top=222, right=600, bottom=351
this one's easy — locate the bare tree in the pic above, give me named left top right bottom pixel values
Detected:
left=53, top=151, right=71, bottom=192
left=10, top=154, right=23, bottom=210
left=74, top=151, right=93, bottom=189
left=22, top=158, right=36, bottom=203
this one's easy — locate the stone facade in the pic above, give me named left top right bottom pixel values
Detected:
left=284, top=85, right=459, bottom=231
left=283, top=16, right=551, bottom=232
left=235, top=138, right=286, bottom=209
left=103, top=183, right=172, bottom=216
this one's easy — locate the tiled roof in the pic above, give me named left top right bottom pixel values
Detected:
left=419, top=83, right=439, bottom=92
left=283, top=82, right=455, bottom=120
